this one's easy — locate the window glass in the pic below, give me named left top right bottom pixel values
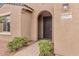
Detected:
left=3, top=15, right=10, bottom=32
left=0, top=15, right=10, bottom=32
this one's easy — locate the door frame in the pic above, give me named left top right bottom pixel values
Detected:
left=37, top=10, right=53, bottom=40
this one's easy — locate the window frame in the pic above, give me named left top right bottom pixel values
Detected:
left=0, top=12, right=11, bottom=35
left=3, top=15, right=10, bottom=32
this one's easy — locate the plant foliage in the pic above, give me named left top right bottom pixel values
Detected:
left=0, top=16, right=4, bottom=23
left=39, top=39, right=53, bottom=56
left=7, top=37, right=28, bottom=52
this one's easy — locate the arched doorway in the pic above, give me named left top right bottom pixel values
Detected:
left=38, top=11, right=52, bottom=40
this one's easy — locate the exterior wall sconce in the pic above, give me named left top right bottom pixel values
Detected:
left=63, top=3, right=69, bottom=12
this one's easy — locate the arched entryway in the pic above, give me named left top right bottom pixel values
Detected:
left=38, top=11, right=52, bottom=40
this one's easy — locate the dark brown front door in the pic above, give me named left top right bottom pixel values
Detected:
left=43, top=16, right=52, bottom=39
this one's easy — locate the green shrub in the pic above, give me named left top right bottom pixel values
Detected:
left=0, top=16, right=4, bottom=23
left=39, top=40, right=53, bottom=56
left=7, top=37, right=28, bottom=52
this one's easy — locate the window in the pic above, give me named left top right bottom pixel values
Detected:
left=0, top=15, right=10, bottom=32
left=3, top=15, right=10, bottom=32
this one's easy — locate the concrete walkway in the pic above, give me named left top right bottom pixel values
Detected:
left=14, top=42, right=40, bottom=56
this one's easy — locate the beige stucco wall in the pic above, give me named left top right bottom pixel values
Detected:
left=21, top=9, right=32, bottom=40
left=0, top=4, right=33, bottom=42
left=38, top=16, right=43, bottom=39
left=54, top=4, right=79, bottom=56
left=0, top=4, right=22, bottom=41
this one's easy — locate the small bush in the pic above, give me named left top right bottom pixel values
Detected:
left=39, top=40, right=53, bottom=56
left=7, top=37, right=28, bottom=52
left=0, top=16, right=4, bottom=23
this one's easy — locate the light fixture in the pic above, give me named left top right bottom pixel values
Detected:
left=63, top=3, right=69, bottom=12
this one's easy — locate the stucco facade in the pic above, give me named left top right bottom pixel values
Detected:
left=0, top=4, right=33, bottom=41
left=0, top=3, right=79, bottom=56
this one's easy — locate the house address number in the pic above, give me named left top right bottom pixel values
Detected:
left=61, top=13, right=72, bottom=20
